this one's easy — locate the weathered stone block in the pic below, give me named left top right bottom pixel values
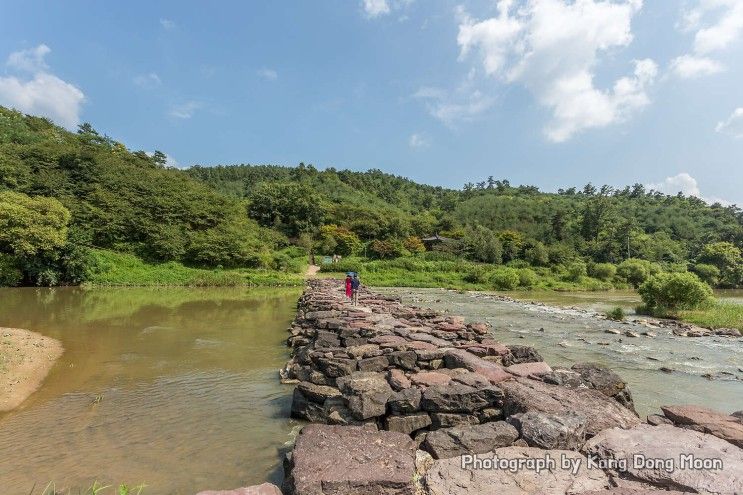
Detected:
left=286, top=424, right=417, bottom=495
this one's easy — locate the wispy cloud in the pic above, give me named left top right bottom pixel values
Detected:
left=160, top=18, right=176, bottom=30
left=648, top=172, right=731, bottom=205
left=715, top=107, right=743, bottom=138
left=361, top=0, right=414, bottom=19
left=133, top=72, right=162, bottom=89
left=671, top=0, right=743, bottom=78
left=7, top=44, right=50, bottom=72
left=408, top=132, right=430, bottom=149
left=0, top=44, right=85, bottom=129
left=169, top=101, right=201, bottom=119
left=362, top=0, right=391, bottom=18
left=413, top=85, right=494, bottom=127
left=257, top=68, right=278, bottom=81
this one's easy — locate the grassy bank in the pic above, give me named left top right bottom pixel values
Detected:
left=639, top=302, right=743, bottom=331
left=320, top=256, right=617, bottom=291
left=678, top=302, right=743, bottom=330
left=87, top=250, right=306, bottom=287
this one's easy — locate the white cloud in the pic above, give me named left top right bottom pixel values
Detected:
left=169, top=101, right=201, bottom=119
left=715, top=107, right=743, bottom=138
left=160, top=18, right=176, bottom=30
left=413, top=85, right=494, bottom=126
left=648, top=172, right=731, bottom=205
left=133, top=72, right=162, bottom=89
left=361, top=0, right=413, bottom=18
left=457, top=0, right=655, bottom=142
left=362, top=0, right=390, bottom=18
left=7, top=44, right=50, bottom=72
left=257, top=68, right=278, bottom=81
left=672, top=0, right=743, bottom=78
left=408, top=132, right=430, bottom=148
left=669, top=54, right=724, bottom=78
left=0, top=44, right=85, bottom=129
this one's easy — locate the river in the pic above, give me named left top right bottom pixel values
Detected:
left=380, top=287, right=743, bottom=419
left=0, top=287, right=300, bottom=494
left=0, top=286, right=740, bottom=494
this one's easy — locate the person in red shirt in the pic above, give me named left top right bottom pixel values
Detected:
left=345, top=274, right=353, bottom=299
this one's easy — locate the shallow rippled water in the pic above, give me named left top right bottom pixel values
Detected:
left=380, top=288, right=743, bottom=418
left=0, top=287, right=301, bottom=494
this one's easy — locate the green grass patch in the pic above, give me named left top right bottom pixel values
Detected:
left=87, top=249, right=305, bottom=287
left=679, top=302, right=743, bottom=330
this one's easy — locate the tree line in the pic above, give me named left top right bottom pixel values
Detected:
left=1, top=105, right=742, bottom=289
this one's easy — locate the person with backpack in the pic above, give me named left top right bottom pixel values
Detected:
left=351, top=273, right=361, bottom=306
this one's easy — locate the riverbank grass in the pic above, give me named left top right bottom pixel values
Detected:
left=679, top=302, right=743, bottom=330
left=88, top=250, right=305, bottom=287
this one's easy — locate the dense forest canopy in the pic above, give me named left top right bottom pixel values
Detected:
left=1, top=105, right=742, bottom=288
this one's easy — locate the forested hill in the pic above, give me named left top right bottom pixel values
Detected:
left=1, top=105, right=742, bottom=288
left=186, top=164, right=742, bottom=275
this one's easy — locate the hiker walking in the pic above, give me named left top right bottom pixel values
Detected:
left=351, top=273, right=361, bottom=306
left=345, top=273, right=353, bottom=299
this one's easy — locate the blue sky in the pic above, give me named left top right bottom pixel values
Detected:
left=1, top=0, right=742, bottom=204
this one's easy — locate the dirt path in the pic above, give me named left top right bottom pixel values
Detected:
left=0, top=327, right=63, bottom=412
left=305, top=264, right=321, bottom=278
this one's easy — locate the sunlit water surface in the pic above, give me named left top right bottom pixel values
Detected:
left=0, top=287, right=300, bottom=494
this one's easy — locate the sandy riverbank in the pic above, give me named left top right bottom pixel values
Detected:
left=0, top=327, right=63, bottom=412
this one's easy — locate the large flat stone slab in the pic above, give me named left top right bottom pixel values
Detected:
left=661, top=404, right=743, bottom=448
left=444, top=349, right=513, bottom=384
left=500, top=377, right=640, bottom=437
left=286, top=424, right=417, bottom=495
left=424, top=446, right=609, bottom=495
left=583, top=424, right=743, bottom=494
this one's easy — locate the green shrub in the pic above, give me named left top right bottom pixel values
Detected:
left=691, top=263, right=721, bottom=286
left=606, top=307, right=625, bottom=321
left=422, top=251, right=458, bottom=262
left=490, top=267, right=520, bottom=290
left=638, top=272, right=713, bottom=312
left=565, top=261, right=587, bottom=282
left=617, top=258, right=658, bottom=287
left=463, top=266, right=490, bottom=284
left=523, top=241, right=549, bottom=266
left=518, top=268, right=538, bottom=288
left=319, top=257, right=363, bottom=273
left=506, top=259, right=530, bottom=269
left=589, top=262, right=617, bottom=281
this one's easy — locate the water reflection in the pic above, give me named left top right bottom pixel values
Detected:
left=0, top=287, right=301, bottom=494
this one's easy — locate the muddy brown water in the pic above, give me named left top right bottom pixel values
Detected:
left=1, top=286, right=741, bottom=494
left=0, top=287, right=301, bottom=494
